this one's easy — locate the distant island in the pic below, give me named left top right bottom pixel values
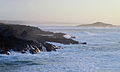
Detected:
left=77, top=22, right=117, bottom=27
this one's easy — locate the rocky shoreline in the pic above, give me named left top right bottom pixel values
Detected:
left=0, top=23, right=79, bottom=55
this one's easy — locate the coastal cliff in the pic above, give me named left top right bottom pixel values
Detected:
left=0, top=23, right=79, bottom=55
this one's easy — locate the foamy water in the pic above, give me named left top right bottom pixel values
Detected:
left=0, top=26, right=120, bottom=72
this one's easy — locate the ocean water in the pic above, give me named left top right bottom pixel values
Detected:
left=0, top=26, right=120, bottom=72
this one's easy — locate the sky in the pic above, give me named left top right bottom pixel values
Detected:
left=0, top=0, right=120, bottom=25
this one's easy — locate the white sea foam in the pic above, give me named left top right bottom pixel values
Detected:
left=63, top=34, right=72, bottom=39
left=1, top=26, right=120, bottom=72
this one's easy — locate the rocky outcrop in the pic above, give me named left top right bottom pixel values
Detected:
left=80, top=42, right=87, bottom=44
left=0, top=23, right=79, bottom=55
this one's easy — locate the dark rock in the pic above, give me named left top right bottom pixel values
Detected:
left=42, top=42, right=57, bottom=52
left=80, top=42, right=87, bottom=44
left=0, top=50, right=11, bottom=55
left=71, top=36, right=76, bottom=38
left=57, top=46, right=63, bottom=49
left=32, top=45, right=41, bottom=52
left=38, top=36, right=79, bottom=44
left=6, top=51, right=11, bottom=55
left=29, top=48, right=37, bottom=54
left=21, top=50, right=26, bottom=54
left=37, top=43, right=43, bottom=51
left=24, top=45, right=29, bottom=51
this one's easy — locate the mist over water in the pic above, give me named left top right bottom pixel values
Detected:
left=0, top=26, right=120, bottom=72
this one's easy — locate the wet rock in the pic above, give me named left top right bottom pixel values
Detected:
left=6, top=51, right=11, bottom=55
left=57, top=46, right=63, bottom=49
left=21, top=50, right=26, bottom=54
left=29, top=45, right=41, bottom=54
left=38, top=43, right=43, bottom=51
left=38, top=36, right=79, bottom=44
left=80, top=42, right=87, bottom=44
left=32, top=45, right=41, bottom=52
left=42, top=42, right=56, bottom=52
left=71, top=36, right=76, bottom=38
left=24, top=45, right=29, bottom=51
left=29, top=49, right=36, bottom=54
left=0, top=50, right=11, bottom=55
left=29, top=47, right=37, bottom=54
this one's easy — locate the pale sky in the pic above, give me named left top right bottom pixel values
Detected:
left=0, top=0, right=120, bottom=25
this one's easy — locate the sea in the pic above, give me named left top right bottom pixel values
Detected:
left=0, top=26, right=120, bottom=72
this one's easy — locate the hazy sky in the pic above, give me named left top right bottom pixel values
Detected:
left=0, top=0, right=120, bottom=25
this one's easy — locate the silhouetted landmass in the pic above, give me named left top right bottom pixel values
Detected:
left=77, top=22, right=117, bottom=27
left=0, top=23, right=79, bottom=55
left=0, top=20, right=79, bottom=26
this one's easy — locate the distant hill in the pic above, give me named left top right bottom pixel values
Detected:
left=0, top=20, right=50, bottom=26
left=0, top=20, right=79, bottom=26
left=77, top=22, right=117, bottom=27
left=0, top=20, right=37, bottom=25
